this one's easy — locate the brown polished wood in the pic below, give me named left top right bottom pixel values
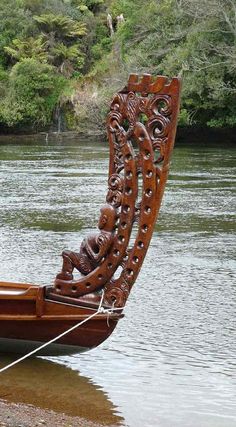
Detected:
left=53, top=73, right=181, bottom=307
left=0, top=74, right=181, bottom=356
left=0, top=282, right=121, bottom=355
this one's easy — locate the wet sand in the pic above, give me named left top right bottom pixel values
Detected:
left=0, top=357, right=123, bottom=426
left=0, top=400, right=118, bottom=427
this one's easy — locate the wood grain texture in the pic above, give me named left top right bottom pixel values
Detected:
left=0, top=74, right=181, bottom=355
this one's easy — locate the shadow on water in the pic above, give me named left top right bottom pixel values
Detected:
left=0, top=356, right=123, bottom=426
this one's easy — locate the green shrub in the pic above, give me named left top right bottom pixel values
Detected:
left=0, top=58, right=66, bottom=128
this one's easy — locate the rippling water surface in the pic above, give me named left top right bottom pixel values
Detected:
left=0, top=137, right=235, bottom=427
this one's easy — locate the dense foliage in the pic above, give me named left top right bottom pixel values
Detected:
left=109, top=0, right=236, bottom=127
left=0, top=0, right=235, bottom=131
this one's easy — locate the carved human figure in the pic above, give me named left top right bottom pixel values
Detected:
left=56, top=204, right=117, bottom=280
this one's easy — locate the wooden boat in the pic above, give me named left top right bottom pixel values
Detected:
left=0, top=74, right=181, bottom=356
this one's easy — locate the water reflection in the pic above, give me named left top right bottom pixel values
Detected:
left=0, top=138, right=236, bottom=427
left=0, top=356, right=123, bottom=425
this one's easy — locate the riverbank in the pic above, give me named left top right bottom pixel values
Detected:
left=0, top=400, right=118, bottom=427
left=0, top=126, right=235, bottom=145
left=0, top=130, right=104, bottom=144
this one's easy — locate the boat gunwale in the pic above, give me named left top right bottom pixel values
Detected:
left=0, top=312, right=122, bottom=321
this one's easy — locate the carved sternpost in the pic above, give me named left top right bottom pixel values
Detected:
left=53, top=74, right=181, bottom=307
left=104, top=74, right=181, bottom=306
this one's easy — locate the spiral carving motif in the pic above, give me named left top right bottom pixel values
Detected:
left=103, top=75, right=181, bottom=306
left=107, top=110, right=123, bottom=133
left=104, top=282, right=129, bottom=307
left=108, top=173, right=124, bottom=191
left=106, top=173, right=124, bottom=208
left=149, top=95, right=172, bottom=116
left=108, top=91, right=173, bottom=168
left=53, top=74, right=181, bottom=308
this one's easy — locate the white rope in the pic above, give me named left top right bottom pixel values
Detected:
left=0, top=311, right=99, bottom=374
left=0, top=291, right=124, bottom=375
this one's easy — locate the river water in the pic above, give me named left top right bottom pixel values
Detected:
left=0, top=136, right=235, bottom=427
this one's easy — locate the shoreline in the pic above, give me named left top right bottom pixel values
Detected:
left=0, top=126, right=235, bottom=145
left=0, top=399, right=119, bottom=427
left=0, top=130, right=105, bottom=144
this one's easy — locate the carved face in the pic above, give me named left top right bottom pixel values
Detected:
left=98, top=214, right=108, bottom=230
left=98, top=204, right=117, bottom=231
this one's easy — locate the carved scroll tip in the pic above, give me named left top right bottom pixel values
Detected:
left=141, top=74, right=152, bottom=83
left=161, top=76, right=182, bottom=96
left=126, top=73, right=180, bottom=94
left=128, top=73, right=139, bottom=84
left=120, top=73, right=138, bottom=93
left=140, top=74, right=152, bottom=95
left=149, top=75, right=168, bottom=93
left=171, top=76, right=182, bottom=88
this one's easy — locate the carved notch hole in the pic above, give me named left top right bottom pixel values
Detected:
left=118, top=235, right=125, bottom=243
left=126, top=170, right=133, bottom=179
left=145, top=188, right=153, bottom=197
left=145, top=206, right=151, bottom=214
left=142, top=224, right=148, bottom=233
left=139, top=132, right=146, bottom=142
left=125, top=187, right=132, bottom=195
left=146, top=170, right=153, bottom=178
left=125, top=153, right=132, bottom=163
left=113, top=249, right=120, bottom=257
left=126, top=268, right=134, bottom=278
left=138, top=241, right=144, bottom=249
left=123, top=205, right=130, bottom=214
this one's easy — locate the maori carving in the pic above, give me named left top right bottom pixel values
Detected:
left=53, top=74, right=181, bottom=308
left=106, top=173, right=124, bottom=208
left=56, top=204, right=117, bottom=280
left=104, top=280, right=130, bottom=307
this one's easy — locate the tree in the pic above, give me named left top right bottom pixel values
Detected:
left=0, top=0, right=34, bottom=66
left=33, top=13, right=87, bottom=74
left=107, top=0, right=236, bottom=127
left=51, top=42, right=84, bottom=76
left=33, top=13, right=86, bottom=43
left=4, top=36, right=47, bottom=63
left=0, top=58, right=66, bottom=128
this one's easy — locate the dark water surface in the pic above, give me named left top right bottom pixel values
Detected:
left=0, top=137, right=235, bottom=427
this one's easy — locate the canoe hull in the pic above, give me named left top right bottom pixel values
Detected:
left=0, top=337, right=89, bottom=356
left=0, top=282, right=122, bottom=356
left=0, top=317, right=118, bottom=356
